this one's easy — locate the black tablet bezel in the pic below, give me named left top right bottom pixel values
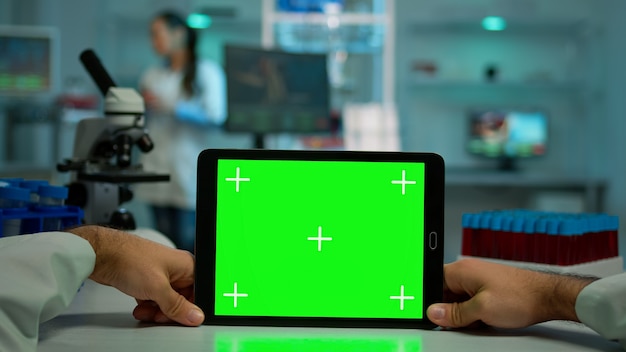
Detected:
left=195, top=149, right=444, bottom=329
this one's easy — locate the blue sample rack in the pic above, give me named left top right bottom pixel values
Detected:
left=0, top=206, right=83, bottom=238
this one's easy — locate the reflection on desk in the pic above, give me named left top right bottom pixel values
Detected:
left=39, top=314, right=621, bottom=352
left=38, top=278, right=622, bottom=352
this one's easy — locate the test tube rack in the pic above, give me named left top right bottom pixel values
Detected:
left=0, top=206, right=83, bottom=237
left=461, top=210, right=623, bottom=278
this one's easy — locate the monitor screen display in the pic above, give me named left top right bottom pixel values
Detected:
left=0, top=26, right=57, bottom=94
left=213, top=158, right=426, bottom=319
left=467, top=110, right=548, bottom=159
left=224, top=45, right=331, bottom=134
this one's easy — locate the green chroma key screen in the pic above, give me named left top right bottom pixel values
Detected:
left=213, top=158, right=426, bottom=319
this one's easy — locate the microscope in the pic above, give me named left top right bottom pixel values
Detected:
left=58, top=49, right=169, bottom=229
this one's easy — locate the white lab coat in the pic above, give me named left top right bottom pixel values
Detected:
left=134, top=60, right=226, bottom=209
left=0, top=232, right=624, bottom=351
left=577, top=274, right=626, bottom=348
left=0, top=233, right=94, bottom=351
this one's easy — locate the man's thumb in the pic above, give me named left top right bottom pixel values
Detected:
left=158, top=289, right=205, bottom=326
left=427, top=301, right=479, bottom=328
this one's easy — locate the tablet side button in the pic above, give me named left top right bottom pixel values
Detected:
left=428, top=232, right=437, bottom=250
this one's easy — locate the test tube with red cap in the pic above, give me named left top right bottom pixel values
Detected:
left=583, top=215, right=600, bottom=263
left=469, top=213, right=482, bottom=257
left=522, top=216, right=538, bottom=262
left=558, top=218, right=580, bottom=266
left=545, top=218, right=561, bottom=265
left=479, top=213, right=494, bottom=258
left=608, top=215, right=619, bottom=258
left=461, top=213, right=474, bottom=256
left=490, top=213, right=504, bottom=259
left=533, top=217, right=549, bottom=264
left=498, top=215, right=515, bottom=260
left=511, top=217, right=526, bottom=262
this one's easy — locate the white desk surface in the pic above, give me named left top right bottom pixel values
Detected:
left=38, top=280, right=622, bottom=352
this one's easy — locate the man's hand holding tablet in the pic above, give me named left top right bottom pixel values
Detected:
left=195, top=149, right=444, bottom=329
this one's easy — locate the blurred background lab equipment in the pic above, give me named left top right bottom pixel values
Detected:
left=57, top=49, right=169, bottom=229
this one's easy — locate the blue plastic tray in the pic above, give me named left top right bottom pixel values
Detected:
left=0, top=206, right=83, bottom=237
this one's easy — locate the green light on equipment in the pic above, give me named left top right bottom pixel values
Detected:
left=482, top=16, right=507, bottom=31
left=187, top=13, right=212, bottom=29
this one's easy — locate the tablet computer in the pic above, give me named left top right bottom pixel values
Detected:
left=195, top=149, right=444, bottom=329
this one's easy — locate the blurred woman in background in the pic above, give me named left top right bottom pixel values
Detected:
left=136, top=10, right=226, bottom=251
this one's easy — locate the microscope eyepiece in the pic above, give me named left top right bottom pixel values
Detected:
left=80, top=49, right=117, bottom=96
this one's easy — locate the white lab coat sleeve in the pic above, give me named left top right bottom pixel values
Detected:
left=172, top=61, right=227, bottom=127
left=575, top=272, right=626, bottom=349
left=197, top=60, right=227, bottom=125
left=0, top=232, right=95, bottom=352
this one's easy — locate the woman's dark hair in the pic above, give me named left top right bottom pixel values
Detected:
left=155, top=10, right=198, bottom=97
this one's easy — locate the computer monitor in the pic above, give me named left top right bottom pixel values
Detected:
left=224, top=45, right=331, bottom=147
left=467, top=109, right=548, bottom=170
left=0, top=26, right=59, bottom=95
